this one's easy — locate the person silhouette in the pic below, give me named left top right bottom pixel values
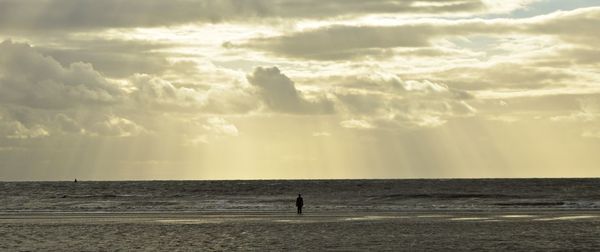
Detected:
left=296, top=194, right=304, bottom=214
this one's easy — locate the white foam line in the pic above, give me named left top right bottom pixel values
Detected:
left=499, top=215, right=536, bottom=218
left=344, top=216, right=404, bottom=221
left=417, top=215, right=451, bottom=218
left=274, top=220, right=318, bottom=223
left=450, top=217, right=492, bottom=221
left=155, top=219, right=223, bottom=224
left=535, top=215, right=598, bottom=221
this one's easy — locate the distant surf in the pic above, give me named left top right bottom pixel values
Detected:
left=1, top=179, right=600, bottom=213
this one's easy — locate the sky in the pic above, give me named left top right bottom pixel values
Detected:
left=1, top=0, right=600, bottom=180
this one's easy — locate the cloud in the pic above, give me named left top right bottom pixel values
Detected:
left=559, top=97, right=600, bottom=140
left=0, top=118, right=49, bottom=139
left=0, top=106, right=150, bottom=139
left=38, top=39, right=173, bottom=78
left=187, top=117, right=239, bottom=145
left=247, top=67, right=333, bottom=114
left=130, top=74, right=204, bottom=110
left=550, top=98, right=600, bottom=123
left=312, top=131, right=331, bottom=137
left=238, top=7, right=600, bottom=60
left=127, top=72, right=262, bottom=114
left=340, top=119, right=374, bottom=129
left=235, top=20, right=509, bottom=60
left=203, top=117, right=239, bottom=137
left=379, top=99, right=475, bottom=129
left=240, top=25, right=445, bottom=60
left=243, top=26, right=431, bottom=59
left=527, top=7, right=600, bottom=45
left=0, top=0, right=535, bottom=31
left=539, top=48, right=600, bottom=67
left=427, top=62, right=573, bottom=90
left=582, top=129, right=600, bottom=139
left=200, top=85, right=260, bottom=114
left=0, top=40, right=125, bottom=109
left=4, top=1, right=600, bottom=180
left=90, top=115, right=146, bottom=137
left=55, top=113, right=84, bottom=134
left=332, top=74, right=476, bottom=129
left=0, top=4, right=595, bottom=140
left=480, top=0, right=540, bottom=14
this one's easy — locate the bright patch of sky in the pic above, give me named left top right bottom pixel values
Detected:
left=496, top=0, right=600, bottom=18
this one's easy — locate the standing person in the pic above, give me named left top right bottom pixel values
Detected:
left=296, top=194, right=304, bottom=214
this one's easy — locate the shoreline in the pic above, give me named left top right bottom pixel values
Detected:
left=3, top=209, right=600, bottom=250
left=2, top=208, right=600, bottom=215
left=2, top=209, right=600, bottom=219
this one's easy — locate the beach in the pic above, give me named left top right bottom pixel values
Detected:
left=2, top=179, right=600, bottom=250
left=2, top=211, right=600, bottom=251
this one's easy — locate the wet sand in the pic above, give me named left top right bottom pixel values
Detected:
left=2, top=211, right=600, bottom=251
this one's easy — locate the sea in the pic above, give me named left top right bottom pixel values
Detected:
left=2, top=178, right=600, bottom=213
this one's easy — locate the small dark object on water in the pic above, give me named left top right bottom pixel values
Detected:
left=74, top=179, right=77, bottom=183
left=296, top=194, right=304, bottom=214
